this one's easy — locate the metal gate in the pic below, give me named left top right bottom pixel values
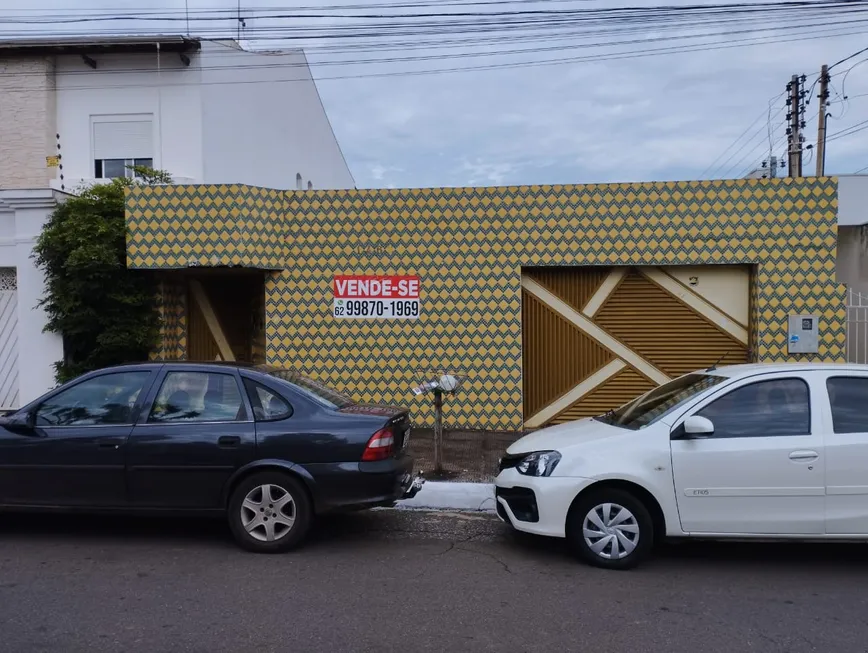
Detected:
left=846, top=288, right=868, bottom=364
left=0, top=268, right=19, bottom=410
left=522, top=266, right=750, bottom=428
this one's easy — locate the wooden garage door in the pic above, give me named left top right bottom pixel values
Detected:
left=522, top=266, right=750, bottom=428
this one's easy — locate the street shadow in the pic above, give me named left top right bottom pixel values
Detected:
left=4, top=508, right=866, bottom=575
left=0, top=511, right=234, bottom=548
left=655, top=538, right=868, bottom=569
left=503, top=527, right=868, bottom=572
left=0, top=508, right=502, bottom=550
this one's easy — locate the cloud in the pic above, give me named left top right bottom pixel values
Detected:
left=4, top=0, right=868, bottom=187
left=460, top=159, right=517, bottom=186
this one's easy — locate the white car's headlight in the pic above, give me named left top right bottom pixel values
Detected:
left=516, top=451, right=561, bottom=477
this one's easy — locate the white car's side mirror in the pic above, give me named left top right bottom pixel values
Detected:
left=683, top=415, right=715, bottom=437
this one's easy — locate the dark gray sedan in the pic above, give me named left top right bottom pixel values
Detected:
left=0, top=362, right=422, bottom=552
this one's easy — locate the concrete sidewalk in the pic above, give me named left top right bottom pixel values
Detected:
left=397, top=481, right=496, bottom=512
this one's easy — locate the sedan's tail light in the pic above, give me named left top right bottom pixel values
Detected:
left=362, top=427, right=394, bottom=461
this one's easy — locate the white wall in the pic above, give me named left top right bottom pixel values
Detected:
left=0, top=189, right=65, bottom=406
left=838, top=176, right=868, bottom=227
left=52, top=41, right=354, bottom=191
left=837, top=225, right=868, bottom=295
left=835, top=178, right=868, bottom=294
left=199, top=42, right=355, bottom=190
left=54, top=51, right=203, bottom=188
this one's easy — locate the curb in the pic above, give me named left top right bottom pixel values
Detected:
left=396, top=481, right=496, bottom=512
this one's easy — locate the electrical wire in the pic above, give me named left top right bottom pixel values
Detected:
left=830, top=91, right=868, bottom=104
left=2, top=0, right=865, bottom=40
left=2, top=18, right=860, bottom=80
left=0, top=20, right=862, bottom=91
left=3, top=0, right=865, bottom=178
left=721, top=118, right=786, bottom=179
left=739, top=131, right=789, bottom=178
left=834, top=55, right=868, bottom=120
left=826, top=118, right=868, bottom=144
left=830, top=42, right=868, bottom=71
left=4, top=1, right=865, bottom=22
left=701, top=91, right=786, bottom=179
left=699, top=105, right=772, bottom=179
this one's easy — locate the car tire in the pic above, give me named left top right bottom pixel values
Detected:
left=566, top=488, right=654, bottom=570
left=227, top=471, right=313, bottom=553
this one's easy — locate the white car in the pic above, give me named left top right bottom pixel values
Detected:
left=495, top=363, right=868, bottom=569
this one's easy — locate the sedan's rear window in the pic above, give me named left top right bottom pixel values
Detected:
left=255, top=366, right=353, bottom=410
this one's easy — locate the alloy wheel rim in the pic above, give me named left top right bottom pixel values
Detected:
left=582, top=502, right=640, bottom=560
left=240, top=484, right=296, bottom=542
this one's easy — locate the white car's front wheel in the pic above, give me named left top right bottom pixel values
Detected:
left=567, top=488, right=654, bottom=570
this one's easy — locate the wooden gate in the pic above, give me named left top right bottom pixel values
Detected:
left=522, top=266, right=750, bottom=428
left=185, top=272, right=266, bottom=363
left=0, top=269, right=19, bottom=410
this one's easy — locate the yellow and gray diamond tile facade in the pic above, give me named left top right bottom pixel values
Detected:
left=129, top=177, right=844, bottom=430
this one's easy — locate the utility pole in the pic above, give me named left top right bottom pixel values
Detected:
left=816, top=64, right=830, bottom=176
left=787, top=74, right=804, bottom=178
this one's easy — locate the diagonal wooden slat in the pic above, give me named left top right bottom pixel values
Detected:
left=583, top=267, right=628, bottom=317
left=639, top=267, right=749, bottom=345
left=521, top=277, right=670, bottom=386
left=524, top=359, right=627, bottom=429
left=189, top=279, right=235, bottom=362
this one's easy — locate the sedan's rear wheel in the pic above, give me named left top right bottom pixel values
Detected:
left=566, top=489, right=653, bottom=570
left=228, top=472, right=312, bottom=553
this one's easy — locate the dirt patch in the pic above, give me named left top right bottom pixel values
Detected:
left=407, top=428, right=524, bottom=482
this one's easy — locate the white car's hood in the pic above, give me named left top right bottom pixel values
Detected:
left=507, top=417, right=624, bottom=454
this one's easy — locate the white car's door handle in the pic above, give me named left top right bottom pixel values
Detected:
left=789, top=450, right=819, bottom=461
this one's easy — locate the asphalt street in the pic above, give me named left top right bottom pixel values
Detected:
left=0, top=508, right=867, bottom=653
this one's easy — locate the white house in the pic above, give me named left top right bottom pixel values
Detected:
left=0, top=35, right=356, bottom=407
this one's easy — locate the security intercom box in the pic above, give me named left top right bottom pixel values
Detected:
left=788, top=314, right=819, bottom=354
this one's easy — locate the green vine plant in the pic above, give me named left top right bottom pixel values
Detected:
left=32, top=166, right=172, bottom=384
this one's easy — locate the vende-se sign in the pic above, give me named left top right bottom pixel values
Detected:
left=333, top=275, right=420, bottom=319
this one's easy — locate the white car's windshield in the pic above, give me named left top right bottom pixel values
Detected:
left=597, top=373, right=726, bottom=430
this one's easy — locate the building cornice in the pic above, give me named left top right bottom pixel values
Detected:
left=0, top=188, right=69, bottom=212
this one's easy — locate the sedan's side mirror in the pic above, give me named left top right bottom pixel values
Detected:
left=683, top=415, right=714, bottom=438
left=0, top=411, right=37, bottom=435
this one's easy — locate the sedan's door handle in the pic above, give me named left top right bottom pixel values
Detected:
left=789, top=450, right=819, bottom=461
left=97, top=440, right=122, bottom=449
left=218, top=436, right=241, bottom=448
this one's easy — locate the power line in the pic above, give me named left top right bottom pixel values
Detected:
left=700, top=89, right=787, bottom=179
left=2, top=0, right=865, bottom=38
left=2, top=18, right=860, bottom=81
left=830, top=43, right=868, bottom=71
left=740, top=131, right=789, bottom=178
left=826, top=118, right=868, bottom=143
left=699, top=106, right=772, bottom=179
left=720, top=117, right=786, bottom=179
left=0, top=20, right=862, bottom=92
left=4, top=1, right=864, bottom=21
left=830, top=91, right=868, bottom=104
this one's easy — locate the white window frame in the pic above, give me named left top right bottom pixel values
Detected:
left=94, top=158, right=155, bottom=180
left=90, top=113, right=156, bottom=179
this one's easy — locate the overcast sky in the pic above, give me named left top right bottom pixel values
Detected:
left=3, top=0, right=868, bottom=188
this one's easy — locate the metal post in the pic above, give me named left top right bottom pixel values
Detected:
left=787, top=74, right=803, bottom=178
left=433, top=389, right=443, bottom=474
